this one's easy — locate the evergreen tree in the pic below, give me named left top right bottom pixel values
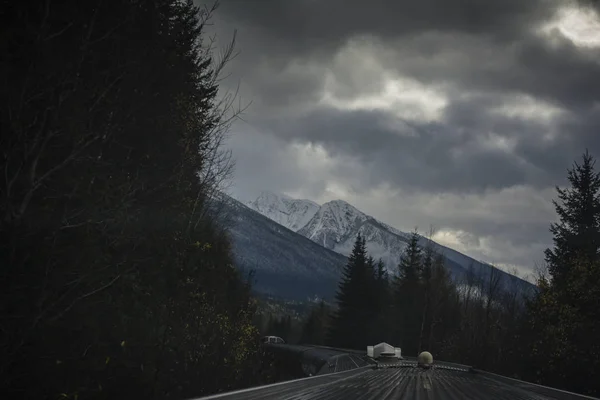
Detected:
left=524, top=150, right=600, bottom=396
left=545, top=149, right=600, bottom=290
left=393, top=229, right=424, bottom=355
left=398, top=229, right=423, bottom=282
left=369, top=258, right=392, bottom=344
left=376, top=258, right=388, bottom=283
left=426, top=253, right=458, bottom=355
left=0, top=1, right=258, bottom=398
left=365, top=255, right=379, bottom=322
left=327, top=233, right=371, bottom=349
left=418, top=242, right=434, bottom=352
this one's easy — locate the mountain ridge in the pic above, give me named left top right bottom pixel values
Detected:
left=217, top=194, right=346, bottom=300
left=246, top=191, right=320, bottom=233
left=245, top=191, right=533, bottom=290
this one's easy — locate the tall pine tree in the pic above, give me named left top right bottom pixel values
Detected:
left=328, top=233, right=372, bottom=349
left=397, top=229, right=423, bottom=282
left=0, top=1, right=258, bottom=398
left=524, top=150, right=600, bottom=396
left=545, top=150, right=600, bottom=289
left=394, top=229, right=424, bottom=355
left=369, top=258, right=392, bottom=344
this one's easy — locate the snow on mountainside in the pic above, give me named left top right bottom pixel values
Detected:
left=246, top=192, right=534, bottom=291
left=246, top=191, right=320, bottom=232
left=298, top=200, right=368, bottom=248
left=296, top=200, right=409, bottom=269
left=217, top=194, right=346, bottom=300
left=246, top=193, right=414, bottom=272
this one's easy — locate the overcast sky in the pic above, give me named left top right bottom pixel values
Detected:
left=208, top=0, right=600, bottom=279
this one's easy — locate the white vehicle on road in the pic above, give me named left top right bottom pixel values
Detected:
left=261, top=336, right=285, bottom=344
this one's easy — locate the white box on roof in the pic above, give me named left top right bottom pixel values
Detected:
left=367, top=342, right=402, bottom=359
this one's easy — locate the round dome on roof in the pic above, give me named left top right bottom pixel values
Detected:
left=418, top=351, right=433, bottom=367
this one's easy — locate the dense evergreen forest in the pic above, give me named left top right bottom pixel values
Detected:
left=1, top=0, right=261, bottom=398
left=2, top=0, right=600, bottom=398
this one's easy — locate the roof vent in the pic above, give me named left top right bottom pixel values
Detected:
left=418, top=351, right=433, bottom=368
left=367, top=342, right=402, bottom=359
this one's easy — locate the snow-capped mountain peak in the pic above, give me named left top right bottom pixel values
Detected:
left=298, top=199, right=367, bottom=245
left=298, top=199, right=411, bottom=267
left=246, top=191, right=320, bottom=232
left=292, top=199, right=424, bottom=268
left=241, top=191, right=534, bottom=295
left=246, top=192, right=405, bottom=266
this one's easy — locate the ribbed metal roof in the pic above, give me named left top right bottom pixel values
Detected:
left=195, top=344, right=598, bottom=400
left=196, top=365, right=599, bottom=400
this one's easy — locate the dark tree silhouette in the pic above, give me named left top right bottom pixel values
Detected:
left=545, top=149, right=600, bottom=290
left=1, top=1, right=256, bottom=398
left=327, top=233, right=372, bottom=349
left=393, top=229, right=424, bottom=356
left=524, top=150, right=600, bottom=396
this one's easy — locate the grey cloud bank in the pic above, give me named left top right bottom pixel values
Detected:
left=207, top=0, right=600, bottom=276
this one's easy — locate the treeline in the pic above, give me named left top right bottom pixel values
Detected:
left=1, top=1, right=260, bottom=399
left=319, top=230, right=529, bottom=372
left=300, top=150, right=600, bottom=397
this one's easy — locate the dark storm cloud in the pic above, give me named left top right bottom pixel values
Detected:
left=266, top=107, right=549, bottom=194
left=212, top=0, right=600, bottom=190
left=218, top=0, right=559, bottom=48
left=381, top=31, right=600, bottom=106
left=213, top=0, right=571, bottom=113
left=211, top=0, right=600, bottom=271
